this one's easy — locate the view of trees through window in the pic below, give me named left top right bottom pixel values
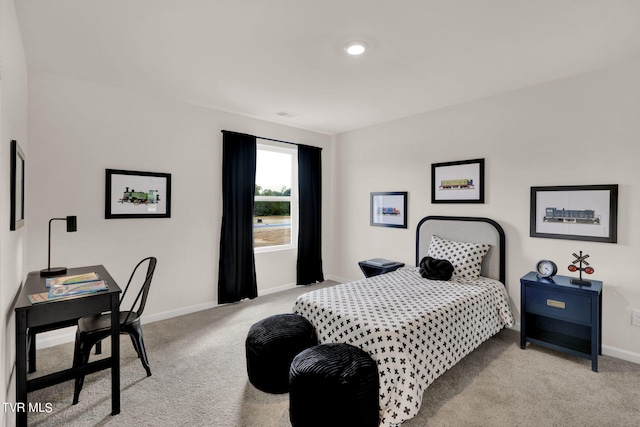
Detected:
left=254, top=186, right=291, bottom=215
left=254, top=145, right=296, bottom=249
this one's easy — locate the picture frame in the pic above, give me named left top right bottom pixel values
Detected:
left=431, top=158, right=484, bottom=203
left=105, top=169, right=171, bottom=219
left=530, top=184, right=618, bottom=243
left=10, top=140, right=26, bottom=230
left=370, top=191, right=408, bottom=228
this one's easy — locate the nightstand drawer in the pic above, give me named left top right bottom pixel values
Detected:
left=525, top=287, right=591, bottom=324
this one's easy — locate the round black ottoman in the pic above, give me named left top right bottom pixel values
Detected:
left=245, top=313, right=317, bottom=394
left=289, top=343, right=379, bottom=427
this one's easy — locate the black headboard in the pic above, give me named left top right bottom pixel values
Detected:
left=416, top=216, right=506, bottom=284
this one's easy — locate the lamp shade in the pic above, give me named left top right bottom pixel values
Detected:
left=66, top=216, right=77, bottom=232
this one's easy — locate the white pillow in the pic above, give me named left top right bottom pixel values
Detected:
left=426, top=235, right=490, bottom=279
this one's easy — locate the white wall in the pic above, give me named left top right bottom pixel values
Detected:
left=26, top=69, right=333, bottom=343
left=332, top=60, right=640, bottom=361
left=0, top=0, right=29, bottom=424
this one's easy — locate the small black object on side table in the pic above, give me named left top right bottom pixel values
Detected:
left=358, top=259, right=405, bottom=278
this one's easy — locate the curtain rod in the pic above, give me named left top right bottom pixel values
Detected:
left=221, top=130, right=322, bottom=150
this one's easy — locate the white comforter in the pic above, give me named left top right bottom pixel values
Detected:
left=293, top=267, right=515, bottom=426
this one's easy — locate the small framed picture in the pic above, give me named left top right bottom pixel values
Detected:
left=370, top=192, right=408, bottom=228
left=530, top=184, right=618, bottom=243
left=431, top=158, right=484, bottom=204
left=10, top=140, right=26, bottom=230
left=105, top=169, right=171, bottom=219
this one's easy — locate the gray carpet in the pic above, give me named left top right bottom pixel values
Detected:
left=27, top=281, right=640, bottom=426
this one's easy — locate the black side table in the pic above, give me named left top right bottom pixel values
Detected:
left=358, top=259, right=405, bottom=278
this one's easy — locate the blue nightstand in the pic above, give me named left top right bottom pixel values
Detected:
left=520, top=272, right=602, bottom=372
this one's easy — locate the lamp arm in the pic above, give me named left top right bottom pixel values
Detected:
left=47, top=217, right=67, bottom=271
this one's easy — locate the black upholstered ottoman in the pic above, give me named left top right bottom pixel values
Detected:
left=245, top=313, right=317, bottom=394
left=289, top=343, right=379, bottom=427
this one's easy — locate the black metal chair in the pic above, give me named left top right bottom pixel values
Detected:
left=71, top=256, right=157, bottom=404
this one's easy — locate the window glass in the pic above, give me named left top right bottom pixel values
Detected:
left=256, top=149, right=291, bottom=194
left=254, top=143, right=297, bottom=250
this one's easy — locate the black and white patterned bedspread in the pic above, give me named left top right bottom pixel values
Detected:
left=292, top=267, right=515, bottom=427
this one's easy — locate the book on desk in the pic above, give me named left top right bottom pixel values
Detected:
left=45, top=271, right=101, bottom=287
left=28, top=273, right=108, bottom=304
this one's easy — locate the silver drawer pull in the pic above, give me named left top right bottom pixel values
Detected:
left=547, top=299, right=566, bottom=309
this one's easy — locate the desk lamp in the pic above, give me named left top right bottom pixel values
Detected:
left=40, top=216, right=78, bottom=277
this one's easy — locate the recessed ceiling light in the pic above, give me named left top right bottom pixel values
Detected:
left=344, top=41, right=368, bottom=56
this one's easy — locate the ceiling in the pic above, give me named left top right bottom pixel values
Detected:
left=15, top=0, right=640, bottom=135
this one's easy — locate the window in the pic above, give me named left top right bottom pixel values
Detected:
left=254, top=142, right=298, bottom=252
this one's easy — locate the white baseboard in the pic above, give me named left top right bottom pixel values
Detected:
left=260, top=282, right=298, bottom=295
left=35, top=327, right=78, bottom=349
left=143, top=301, right=219, bottom=323
left=324, top=274, right=349, bottom=284
left=601, top=345, right=640, bottom=364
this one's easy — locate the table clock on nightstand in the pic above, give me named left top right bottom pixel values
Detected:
left=520, top=271, right=602, bottom=372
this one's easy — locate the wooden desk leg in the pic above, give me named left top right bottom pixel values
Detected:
left=16, top=310, right=28, bottom=427
left=110, top=293, right=121, bottom=415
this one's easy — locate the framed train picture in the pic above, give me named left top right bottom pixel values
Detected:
left=530, top=184, right=618, bottom=243
left=105, top=169, right=171, bottom=219
left=370, top=191, right=408, bottom=228
left=431, top=158, right=484, bottom=203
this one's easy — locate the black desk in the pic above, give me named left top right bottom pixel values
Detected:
left=15, top=265, right=121, bottom=426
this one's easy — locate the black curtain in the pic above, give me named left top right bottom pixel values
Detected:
left=296, top=145, right=324, bottom=285
left=218, top=131, right=258, bottom=303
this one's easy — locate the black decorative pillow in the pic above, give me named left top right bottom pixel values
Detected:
left=419, top=256, right=454, bottom=281
left=426, top=235, right=491, bottom=279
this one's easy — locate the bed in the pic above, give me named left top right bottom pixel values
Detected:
left=293, top=216, right=515, bottom=426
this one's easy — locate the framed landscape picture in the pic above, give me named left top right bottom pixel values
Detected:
left=431, top=158, right=484, bottom=203
left=105, top=169, right=172, bottom=219
left=370, top=191, right=408, bottom=228
left=530, top=184, right=618, bottom=243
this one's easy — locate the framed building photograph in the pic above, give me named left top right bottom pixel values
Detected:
left=105, top=169, right=172, bottom=219
left=431, top=158, right=484, bottom=203
left=530, top=184, right=618, bottom=243
left=371, top=191, right=408, bottom=228
left=10, top=140, right=26, bottom=230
